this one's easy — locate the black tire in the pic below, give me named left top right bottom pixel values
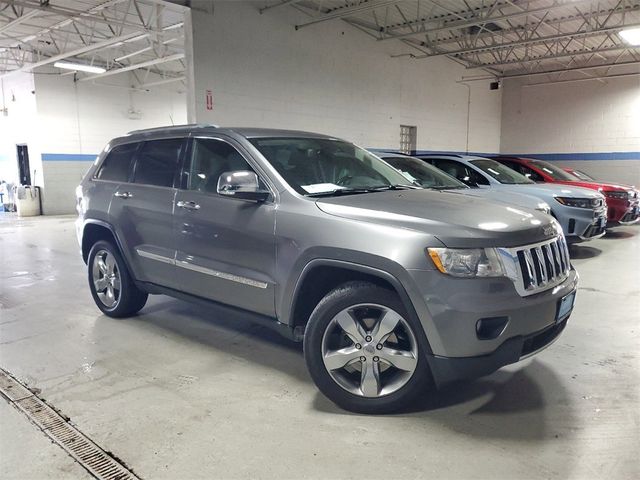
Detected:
left=87, top=240, right=148, bottom=318
left=303, top=281, right=433, bottom=414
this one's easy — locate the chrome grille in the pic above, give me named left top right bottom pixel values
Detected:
left=499, top=235, right=571, bottom=297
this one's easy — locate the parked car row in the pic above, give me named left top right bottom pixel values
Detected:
left=76, top=125, right=636, bottom=414
left=381, top=153, right=639, bottom=242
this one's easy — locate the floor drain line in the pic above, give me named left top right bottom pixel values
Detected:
left=0, top=368, right=139, bottom=480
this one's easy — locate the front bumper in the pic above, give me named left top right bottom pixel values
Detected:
left=405, top=267, right=578, bottom=385
left=429, top=318, right=569, bottom=386
left=558, top=204, right=607, bottom=242
left=606, top=198, right=639, bottom=225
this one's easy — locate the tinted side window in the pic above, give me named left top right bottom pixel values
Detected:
left=133, top=138, right=184, bottom=187
left=467, top=168, right=490, bottom=186
left=431, top=159, right=467, bottom=181
left=96, top=143, right=137, bottom=182
left=518, top=164, right=545, bottom=182
left=186, top=138, right=255, bottom=194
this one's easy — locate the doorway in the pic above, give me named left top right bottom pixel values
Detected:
left=17, top=144, right=31, bottom=185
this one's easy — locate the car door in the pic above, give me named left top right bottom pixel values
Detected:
left=109, top=137, right=186, bottom=290
left=173, top=136, right=277, bottom=317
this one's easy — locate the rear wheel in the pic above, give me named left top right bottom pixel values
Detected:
left=304, top=281, right=432, bottom=414
left=88, top=240, right=147, bottom=317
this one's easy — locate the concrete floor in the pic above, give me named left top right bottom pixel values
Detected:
left=0, top=214, right=638, bottom=480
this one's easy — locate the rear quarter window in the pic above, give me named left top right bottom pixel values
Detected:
left=96, top=143, right=138, bottom=182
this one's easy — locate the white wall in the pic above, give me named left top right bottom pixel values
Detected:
left=0, top=72, right=42, bottom=188
left=188, top=2, right=502, bottom=154
left=501, top=76, right=640, bottom=186
left=32, top=73, right=187, bottom=214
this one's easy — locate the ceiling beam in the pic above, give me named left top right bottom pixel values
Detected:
left=295, top=0, right=405, bottom=30
left=470, top=44, right=634, bottom=69
left=413, top=22, right=640, bottom=59
left=0, top=31, right=144, bottom=78
left=500, top=60, right=640, bottom=79
left=376, top=0, right=599, bottom=42
left=79, top=52, right=185, bottom=81
left=259, top=0, right=301, bottom=14
left=0, top=8, right=40, bottom=34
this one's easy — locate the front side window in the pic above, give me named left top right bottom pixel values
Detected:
left=529, top=159, right=578, bottom=181
left=383, top=156, right=467, bottom=189
left=96, top=143, right=138, bottom=182
left=249, top=137, right=413, bottom=196
left=186, top=138, right=256, bottom=194
left=429, top=159, right=487, bottom=187
left=470, top=159, right=533, bottom=185
left=133, top=138, right=184, bottom=187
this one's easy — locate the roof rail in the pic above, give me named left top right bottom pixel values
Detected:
left=126, top=123, right=219, bottom=135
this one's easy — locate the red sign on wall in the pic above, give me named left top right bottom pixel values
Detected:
left=205, top=89, right=213, bottom=111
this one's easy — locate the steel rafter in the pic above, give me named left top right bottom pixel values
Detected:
left=0, top=0, right=186, bottom=86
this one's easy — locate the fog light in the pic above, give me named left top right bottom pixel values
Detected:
left=476, top=316, right=509, bottom=340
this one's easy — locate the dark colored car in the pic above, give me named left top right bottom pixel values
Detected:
left=493, top=156, right=639, bottom=226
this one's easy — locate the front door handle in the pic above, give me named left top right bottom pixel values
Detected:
left=176, top=200, right=201, bottom=210
left=114, top=191, right=133, bottom=199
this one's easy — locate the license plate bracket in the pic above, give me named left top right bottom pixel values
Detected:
left=556, top=290, right=576, bottom=322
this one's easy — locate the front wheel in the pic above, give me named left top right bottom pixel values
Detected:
left=303, top=282, right=433, bottom=414
left=87, top=240, right=148, bottom=318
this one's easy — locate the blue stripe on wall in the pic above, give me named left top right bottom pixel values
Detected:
left=41, top=153, right=97, bottom=162
left=369, top=148, right=640, bottom=161
left=40, top=150, right=640, bottom=162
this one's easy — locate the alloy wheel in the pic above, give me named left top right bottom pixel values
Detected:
left=92, top=249, right=121, bottom=308
left=321, top=303, right=418, bottom=398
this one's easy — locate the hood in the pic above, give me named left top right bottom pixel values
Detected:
left=315, top=189, right=560, bottom=248
left=450, top=188, right=548, bottom=212
left=556, top=180, right=635, bottom=191
left=500, top=182, right=604, bottom=199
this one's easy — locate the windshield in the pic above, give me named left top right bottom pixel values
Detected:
left=529, top=159, right=579, bottom=181
left=571, top=169, right=595, bottom=181
left=249, top=137, right=414, bottom=195
left=383, top=156, right=468, bottom=189
left=470, top=159, right=534, bottom=184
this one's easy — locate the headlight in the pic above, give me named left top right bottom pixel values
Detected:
left=427, top=248, right=505, bottom=277
left=604, top=191, right=629, bottom=200
left=536, top=202, right=551, bottom=214
left=555, top=197, right=593, bottom=208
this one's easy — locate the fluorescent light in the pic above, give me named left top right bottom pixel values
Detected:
left=54, top=61, right=106, bottom=74
left=619, top=28, right=640, bottom=46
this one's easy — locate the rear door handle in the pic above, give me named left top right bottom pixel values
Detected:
left=176, top=200, right=201, bottom=210
left=114, top=191, right=133, bottom=199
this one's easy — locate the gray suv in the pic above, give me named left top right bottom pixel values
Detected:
left=76, top=125, right=578, bottom=413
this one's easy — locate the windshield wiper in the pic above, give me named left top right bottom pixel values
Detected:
left=306, top=184, right=416, bottom=198
left=430, top=185, right=466, bottom=190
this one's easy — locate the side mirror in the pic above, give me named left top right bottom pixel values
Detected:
left=217, top=171, right=270, bottom=202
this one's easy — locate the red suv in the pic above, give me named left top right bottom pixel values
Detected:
left=493, top=156, right=639, bottom=226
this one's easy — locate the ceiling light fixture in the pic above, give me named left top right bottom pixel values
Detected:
left=53, top=61, right=106, bottom=74
left=619, top=28, right=640, bottom=46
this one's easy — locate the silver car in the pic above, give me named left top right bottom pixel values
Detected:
left=76, top=126, right=578, bottom=413
left=380, top=153, right=552, bottom=215
left=419, top=154, right=607, bottom=243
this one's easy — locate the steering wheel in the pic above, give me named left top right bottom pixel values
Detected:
left=336, top=174, right=353, bottom=186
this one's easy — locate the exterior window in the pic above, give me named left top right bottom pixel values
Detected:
left=399, top=125, right=417, bottom=155
left=133, top=138, right=184, bottom=187
left=186, top=138, right=255, bottom=194
left=96, top=143, right=138, bottom=182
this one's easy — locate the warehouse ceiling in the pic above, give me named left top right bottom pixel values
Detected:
left=0, top=0, right=186, bottom=88
left=1, top=0, right=638, bottom=86
left=262, top=0, right=640, bottom=82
